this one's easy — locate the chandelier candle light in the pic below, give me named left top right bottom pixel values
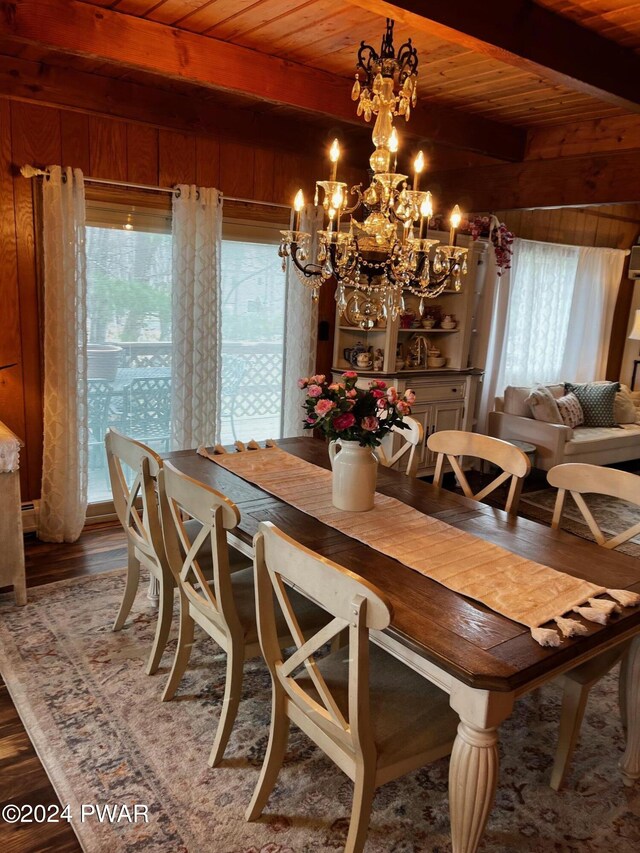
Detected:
left=279, top=18, right=468, bottom=329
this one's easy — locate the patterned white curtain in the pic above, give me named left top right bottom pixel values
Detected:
left=281, top=203, right=325, bottom=438
left=499, top=239, right=580, bottom=388
left=38, top=166, right=88, bottom=543
left=473, top=250, right=513, bottom=434
left=171, top=185, right=222, bottom=449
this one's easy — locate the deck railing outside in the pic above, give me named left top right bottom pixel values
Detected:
left=88, top=340, right=284, bottom=502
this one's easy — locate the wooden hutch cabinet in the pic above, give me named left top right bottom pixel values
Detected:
left=332, top=234, right=488, bottom=477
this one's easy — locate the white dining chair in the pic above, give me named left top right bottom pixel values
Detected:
left=376, top=415, right=423, bottom=477
left=105, top=428, right=174, bottom=675
left=246, top=521, right=459, bottom=853
left=546, top=462, right=637, bottom=790
left=158, top=462, right=329, bottom=767
left=428, top=429, right=531, bottom=514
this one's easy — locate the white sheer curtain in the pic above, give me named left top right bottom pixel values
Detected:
left=171, top=185, right=222, bottom=449
left=500, top=239, right=579, bottom=388
left=561, top=247, right=626, bottom=381
left=38, top=166, right=88, bottom=543
left=497, top=238, right=627, bottom=392
left=281, top=203, right=324, bottom=437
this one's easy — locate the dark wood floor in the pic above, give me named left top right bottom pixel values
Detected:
left=0, top=523, right=127, bottom=853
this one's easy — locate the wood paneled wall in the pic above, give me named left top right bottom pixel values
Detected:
left=0, top=97, right=363, bottom=501
left=494, top=205, right=640, bottom=250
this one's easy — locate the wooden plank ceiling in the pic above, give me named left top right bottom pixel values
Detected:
left=74, top=0, right=632, bottom=128
left=535, top=1, right=640, bottom=51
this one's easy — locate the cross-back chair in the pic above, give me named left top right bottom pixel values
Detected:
left=428, top=430, right=531, bottom=514
left=158, top=462, right=328, bottom=768
left=549, top=462, right=640, bottom=549
left=105, top=428, right=174, bottom=675
left=546, top=462, right=637, bottom=790
left=376, top=416, right=423, bottom=477
left=246, top=521, right=459, bottom=853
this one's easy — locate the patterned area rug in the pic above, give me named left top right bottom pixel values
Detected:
left=520, top=488, right=640, bottom=558
left=1, top=570, right=639, bottom=853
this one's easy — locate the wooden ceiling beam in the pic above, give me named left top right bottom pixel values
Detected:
left=0, top=52, right=371, bottom=168
left=526, top=115, right=640, bottom=161
left=347, top=0, right=640, bottom=112
left=428, top=149, right=640, bottom=211
left=0, top=0, right=525, bottom=161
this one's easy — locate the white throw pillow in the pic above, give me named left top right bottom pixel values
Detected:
left=504, top=383, right=563, bottom=417
left=525, top=385, right=563, bottom=424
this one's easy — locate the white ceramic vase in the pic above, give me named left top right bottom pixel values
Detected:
left=328, top=439, right=378, bottom=512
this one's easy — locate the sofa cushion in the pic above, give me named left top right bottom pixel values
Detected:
left=525, top=385, right=563, bottom=424
left=564, top=425, right=640, bottom=456
left=556, top=392, right=584, bottom=428
left=504, top=384, right=564, bottom=417
left=565, top=381, right=619, bottom=428
left=615, top=385, right=637, bottom=424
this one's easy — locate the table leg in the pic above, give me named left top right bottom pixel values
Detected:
left=619, top=636, right=640, bottom=787
left=448, top=683, right=514, bottom=853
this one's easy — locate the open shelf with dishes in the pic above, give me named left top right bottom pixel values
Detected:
left=330, top=235, right=489, bottom=477
left=332, top=233, right=486, bottom=375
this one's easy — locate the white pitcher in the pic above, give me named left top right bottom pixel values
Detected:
left=328, top=439, right=378, bottom=512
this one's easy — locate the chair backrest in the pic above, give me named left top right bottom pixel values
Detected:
left=547, top=462, right=640, bottom=550
left=427, top=429, right=531, bottom=514
left=158, top=461, right=243, bottom=636
left=376, top=416, right=424, bottom=477
left=105, top=428, right=165, bottom=569
left=254, top=521, right=391, bottom=757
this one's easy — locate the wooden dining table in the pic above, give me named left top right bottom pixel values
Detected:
left=163, top=436, right=640, bottom=853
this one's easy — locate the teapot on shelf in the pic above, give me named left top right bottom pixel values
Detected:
left=349, top=341, right=369, bottom=367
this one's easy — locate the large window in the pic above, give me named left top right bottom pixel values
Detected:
left=85, top=192, right=287, bottom=503
left=500, top=240, right=579, bottom=388
left=220, top=219, right=287, bottom=445
left=86, top=195, right=172, bottom=502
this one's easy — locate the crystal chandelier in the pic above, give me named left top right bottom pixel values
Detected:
left=278, top=18, right=468, bottom=330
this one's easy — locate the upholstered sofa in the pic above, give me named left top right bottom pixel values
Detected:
left=487, top=383, right=640, bottom=470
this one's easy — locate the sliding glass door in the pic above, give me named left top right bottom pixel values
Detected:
left=84, top=196, right=288, bottom=505
left=85, top=200, right=172, bottom=502
left=219, top=231, right=286, bottom=444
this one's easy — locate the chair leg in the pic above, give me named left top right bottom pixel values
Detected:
left=162, top=593, right=195, bottom=702
left=345, top=764, right=377, bottom=853
left=245, top=685, right=289, bottom=821
left=146, top=576, right=174, bottom=676
left=113, top=542, right=140, bottom=632
left=208, top=640, right=246, bottom=767
left=550, top=678, right=591, bottom=791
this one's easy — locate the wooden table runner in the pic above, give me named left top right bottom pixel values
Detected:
left=203, top=445, right=639, bottom=646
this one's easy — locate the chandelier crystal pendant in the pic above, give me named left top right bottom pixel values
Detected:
left=278, top=18, right=468, bottom=330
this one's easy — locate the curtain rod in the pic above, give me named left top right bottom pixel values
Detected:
left=20, top=165, right=290, bottom=209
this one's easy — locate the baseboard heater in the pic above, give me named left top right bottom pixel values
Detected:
left=21, top=501, right=118, bottom=535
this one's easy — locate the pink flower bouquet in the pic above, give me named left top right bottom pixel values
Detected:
left=299, top=372, right=415, bottom=448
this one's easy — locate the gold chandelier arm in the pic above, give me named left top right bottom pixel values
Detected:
left=342, top=183, right=364, bottom=216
